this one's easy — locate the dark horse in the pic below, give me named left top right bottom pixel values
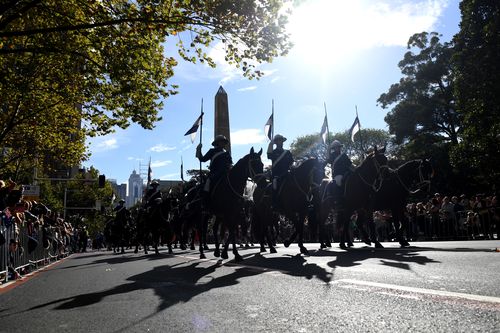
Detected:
left=317, top=147, right=388, bottom=249
left=253, top=158, right=323, bottom=255
left=205, top=147, right=264, bottom=261
left=365, top=159, right=434, bottom=247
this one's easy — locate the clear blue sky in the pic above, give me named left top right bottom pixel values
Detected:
left=84, top=0, right=461, bottom=186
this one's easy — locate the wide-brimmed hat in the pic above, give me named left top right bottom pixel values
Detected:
left=150, top=180, right=160, bottom=186
left=272, top=134, right=287, bottom=143
left=118, top=199, right=125, bottom=203
left=330, top=140, right=343, bottom=149
left=212, top=135, right=229, bottom=146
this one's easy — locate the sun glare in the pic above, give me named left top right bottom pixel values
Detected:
left=287, top=0, right=448, bottom=71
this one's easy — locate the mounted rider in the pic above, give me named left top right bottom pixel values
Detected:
left=327, top=140, right=354, bottom=200
left=143, top=180, right=162, bottom=212
left=113, top=198, right=130, bottom=222
left=196, top=134, right=233, bottom=207
left=267, top=134, right=294, bottom=209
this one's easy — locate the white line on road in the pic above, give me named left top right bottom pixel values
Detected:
left=334, top=279, right=500, bottom=304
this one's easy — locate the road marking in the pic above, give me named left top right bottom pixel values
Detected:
left=334, top=279, right=500, bottom=304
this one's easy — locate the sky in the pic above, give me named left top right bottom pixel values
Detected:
left=83, top=0, right=462, bottom=188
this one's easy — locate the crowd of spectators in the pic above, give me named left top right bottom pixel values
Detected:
left=375, top=193, right=499, bottom=242
left=0, top=179, right=91, bottom=282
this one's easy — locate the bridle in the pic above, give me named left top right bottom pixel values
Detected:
left=355, top=153, right=387, bottom=192
left=393, top=160, right=432, bottom=194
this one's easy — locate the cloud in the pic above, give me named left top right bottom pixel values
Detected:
left=127, top=157, right=144, bottom=161
left=237, top=86, right=257, bottom=92
left=289, top=0, right=449, bottom=64
left=93, top=138, right=118, bottom=152
left=151, top=160, right=172, bottom=168
left=230, top=129, right=266, bottom=145
left=148, top=144, right=176, bottom=152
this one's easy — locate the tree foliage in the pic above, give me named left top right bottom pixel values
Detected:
left=290, top=128, right=392, bottom=164
left=0, top=0, right=293, bottom=179
left=451, top=0, right=500, bottom=190
left=377, top=32, right=459, bottom=146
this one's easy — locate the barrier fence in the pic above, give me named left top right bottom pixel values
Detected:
left=0, top=224, right=70, bottom=284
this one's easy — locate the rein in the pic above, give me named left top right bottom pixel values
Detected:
left=355, top=155, right=386, bottom=192
left=393, top=161, right=431, bottom=194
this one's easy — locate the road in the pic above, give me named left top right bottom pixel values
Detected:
left=1, top=241, right=499, bottom=332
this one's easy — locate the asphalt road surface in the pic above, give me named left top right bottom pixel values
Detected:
left=1, top=240, right=499, bottom=332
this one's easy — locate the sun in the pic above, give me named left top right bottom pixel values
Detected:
left=286, top=0, right=368, bottom=70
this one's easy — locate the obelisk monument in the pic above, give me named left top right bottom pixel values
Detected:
left=214, top=86, right=231, bottom=155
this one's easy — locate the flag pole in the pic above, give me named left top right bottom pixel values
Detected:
left=271, top=99, right=275, bottom=140
left=199, top=98, right=204, bottom=179
left=324, top=102, right=330, bottom=146
left=355, top=105, right=365, bottom=155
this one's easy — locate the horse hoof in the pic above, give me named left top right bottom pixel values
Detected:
left=284, top=240, right=291, bottom=248
left=200, top=253, right=206, bottom=259
left=190, top=245, right=196, bottom=250
left=234, top=254, right=243, bottom=262
left=339, top=243, right=347, bottom=250
left=320, top=243, right=327, bottom=249
left=300, top=247, right=309, bottom=255
left=375, top=242, right=384, bottom=249
left=180, top=245, right=187, bottom=250
left=270, top=247, right=277, bottom=254
left=134, top=250, right=138, bottom=254
left=363, top=239, right=372, bottom=246
left=168, top=249, right=173, bottom=254
left=400, top=241, right=410, bottom=247
left=347, top=242, right=354, bottom=247
left=260, top=247, right=267, bottom=253
left=221, top=251, right=229, bottom=260
left=214, top=249, right=220, bottom=257
left=326, top=242, right=332, bottom=248
left=203, top=245, right=210, bottom=251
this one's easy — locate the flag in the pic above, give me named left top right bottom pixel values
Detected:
left=320, top=114, right=328, bottom=144
left=264, top=113, right=273, bottom=141
left=180, top=157, right=184, bottom=182
left=349, top=116, right=361, bottom=142
left=184, top=113, right=204, bottom=143
left=147, top=157, right=152, bottom=184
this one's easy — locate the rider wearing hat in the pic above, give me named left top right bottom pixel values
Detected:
left=144, top=180, right=162, bottom=210
left=113, top=198, right=130, bottom=224
left=327, top=140, right=354, bottom=189
left=267, top=134, right=294, bottom=209
left=196, top=134, right=233, bottom=200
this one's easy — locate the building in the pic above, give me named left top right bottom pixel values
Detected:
left=127, top=170, right=144, bottom=208
left=109, top=179, right=127, bottom=204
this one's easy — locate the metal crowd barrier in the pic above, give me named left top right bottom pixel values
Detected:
left=0, top=224, right=71, bottom=284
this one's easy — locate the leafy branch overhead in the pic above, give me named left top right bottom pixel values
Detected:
left=0, top=0, right=292, bottom=137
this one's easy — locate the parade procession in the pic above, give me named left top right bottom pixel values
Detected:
left=1, top=1, right=499, bottom=332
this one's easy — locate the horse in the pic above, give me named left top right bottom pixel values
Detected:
left=317, top=147, right=388, bottom=249
left=253, top=158, right=323, bottom=255
left=142, top=196, right=175, bottom=254
left=207, top=147, right=263, bottom=261
left=365, top=159, right=434, bottom=247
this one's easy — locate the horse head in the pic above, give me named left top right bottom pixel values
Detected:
left=357, top=147, right=388, bottom=191
left=246, top=147, right=264, bottom=181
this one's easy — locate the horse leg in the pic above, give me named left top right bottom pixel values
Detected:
left=296, top=215, right=308, bottom=255
left=190, top=229, right=196, bottom=250
left=213, top=217, right=221, bottom=258
left=394, top=210, right=410, bottom=247
left=267, top=225, right=277, bottom=253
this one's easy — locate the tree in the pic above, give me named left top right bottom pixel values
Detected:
left=290, top=128, right=393, bottom=164
left=452, top=0, right=500, bottom=191
left=0, top=1, right=292, bottom=179
left=377, top=32, right=459, bottom=147
left=0, top=0, right=292, bottom=136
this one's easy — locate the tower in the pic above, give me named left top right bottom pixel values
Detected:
left=126, top=170, right=144, bottom=208
left=214, top=86, right=231, bottom=155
